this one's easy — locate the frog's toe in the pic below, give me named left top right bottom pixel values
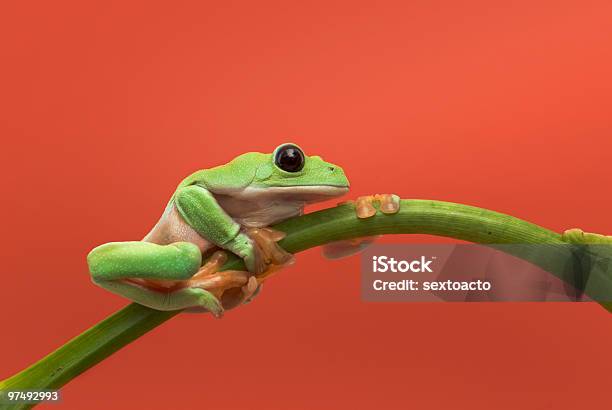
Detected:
left=378, top=194, right=400, bottom=214
left=322, top=236, right=378, bottom=259
left=182, top=288, right=225, bottom=317
left=189, top=251, right=227, bottom=281
left=355, top=196, right=377, bottom=218
left=266, top=241, right=295, bottom=266
left=195, top=289, right=225, bottom=318
left=221, top=276, right=260, bottom=309
left=247, top=227, right=295, bottom=267
left=244, top=281, right=262, bottom=304
left=353, top=194, right=400, bottom=218
left=244, top=246, right=268, bottom=274
left=243, top=276, right=259, bottom=299
left=190, top=268, right=249, bottom=296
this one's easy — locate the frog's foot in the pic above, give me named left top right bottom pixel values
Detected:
left=188, top=251, right=249, bottom=299
left=219, top=276, right=260, bottom=310
left=181, top=228, right=294, bottom=312
left=352, top=194, right=400, bottom=218
left=246, top=227, right=295, bottom=273
left=322, top=236, right=379, bottom=259
left=187, top=250, right=279, bottom=311
left=188, top=250, right=229, bottom=285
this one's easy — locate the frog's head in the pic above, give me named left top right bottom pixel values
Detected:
left=246, top=143, right=349, bottom=202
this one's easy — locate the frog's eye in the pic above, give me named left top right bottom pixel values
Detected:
left=274, top=144, right=305, bottom=172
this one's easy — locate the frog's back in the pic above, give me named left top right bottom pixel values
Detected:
left=176, top=152, right=262, bottom=193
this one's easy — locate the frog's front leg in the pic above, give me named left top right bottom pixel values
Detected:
left=174, top=185, right=293, bottom=273
left=87, top=241, right=225, bottom=317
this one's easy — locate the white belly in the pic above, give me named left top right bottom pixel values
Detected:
left=142, top=204, right=213, bottom=252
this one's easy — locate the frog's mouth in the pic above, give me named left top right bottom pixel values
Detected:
left=238, top=185, right=350, bottom=202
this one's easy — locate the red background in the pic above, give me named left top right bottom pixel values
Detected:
left=1, top=1, right=612, bottom=409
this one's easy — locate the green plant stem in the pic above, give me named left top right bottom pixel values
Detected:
left=1, top=199, right=609, bottom=409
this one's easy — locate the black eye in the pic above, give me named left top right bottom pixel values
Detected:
left=274, top=144, right=305, bottom=172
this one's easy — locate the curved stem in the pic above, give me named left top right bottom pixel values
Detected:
left=1, top=199, right=608, bottom=408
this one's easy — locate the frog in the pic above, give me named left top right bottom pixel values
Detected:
left=87, top=143, right=400, bottom=317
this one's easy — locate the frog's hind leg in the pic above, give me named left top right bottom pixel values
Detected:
left=87, top=241, right=224, bottom=316
left=89, top=227, right=296, bottom=315
left=95, top=279, right=224, bottom=317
